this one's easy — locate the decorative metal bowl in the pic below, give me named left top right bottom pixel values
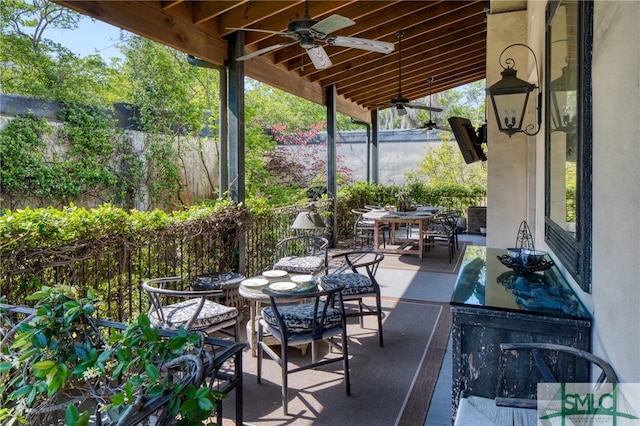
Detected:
left=505, top=248, right=547, bottom=266
left=497, top=254, right=555, bottom=274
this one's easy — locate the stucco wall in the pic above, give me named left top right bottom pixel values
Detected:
left=486, top=10, right=533, bottom=249
left=590, top=0, right=640, bottom=383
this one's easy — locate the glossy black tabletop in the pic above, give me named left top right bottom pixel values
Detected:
left=451, top=246, right=590, bottom=320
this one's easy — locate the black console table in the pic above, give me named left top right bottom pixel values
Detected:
left=450, top=246, right=591, bottom=417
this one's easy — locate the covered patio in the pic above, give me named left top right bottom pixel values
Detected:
left=17, top=0, right=640, bottom=423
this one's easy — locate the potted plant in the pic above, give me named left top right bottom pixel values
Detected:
left=0, top=284, right=222, bottom=425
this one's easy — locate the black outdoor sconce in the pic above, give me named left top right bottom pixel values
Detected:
left=486, top=43, right=542, bottom=137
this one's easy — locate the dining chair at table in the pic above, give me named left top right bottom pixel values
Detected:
left=352, top=208, right=387, bottom=248
left=257, top=282, right=350, bottom=415
left=273, top=235, right=329, bottom=275
left=423, top=213, right=456, bottom=263
left=321, top=250, right=385, bottom=346
left=141, top=276, right=239, bottom=341
left=440, top=209, right=463, bottom=251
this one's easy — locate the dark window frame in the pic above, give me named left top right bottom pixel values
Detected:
left=544, top=0, right=593, bottom=293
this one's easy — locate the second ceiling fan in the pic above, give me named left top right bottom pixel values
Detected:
left=230, top=1, right=394, bottom=70
left=390, top=31, right=443, bottom=116
left=420, top=77, right=444, bottom=130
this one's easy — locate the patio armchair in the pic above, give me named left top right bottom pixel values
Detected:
left=273, top=235, right=329, bottom=275
left=454, top=342, right=618, bottom=426
left=257, top=282, right=350, bottom=415
left=142, top=276, right=240, bottom=341
left=321, top=250, right=385, bottom=346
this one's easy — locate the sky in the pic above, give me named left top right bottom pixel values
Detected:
left=48, top=16, right=127, bottom=61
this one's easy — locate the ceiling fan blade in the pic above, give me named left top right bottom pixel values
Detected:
left=406, top=103, right=443, bottom=113
left=311, top=14, right=355, bottom=37
left=236, top=42, right=296, bottom=61
left=327, top=36, right=394, bottom=54
left=305, top=45, right=332, bottom=69
left=227, top=27, right=289, bottom=36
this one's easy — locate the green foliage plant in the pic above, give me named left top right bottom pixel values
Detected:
left=404, top=139, right=487, bottom=189
left=0, top=285, right=220, bottom=425
left=0, top=105, right=139, bottom=209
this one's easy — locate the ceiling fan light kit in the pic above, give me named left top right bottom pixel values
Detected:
left=230, top=2, right=394, bottom=70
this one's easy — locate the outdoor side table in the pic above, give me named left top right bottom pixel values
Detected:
left=450, top=246, right=592, bottom=419
left=191, top=272, right=245, bottom=309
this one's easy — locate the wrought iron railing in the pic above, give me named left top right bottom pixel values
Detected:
left=0, top=194, right=479, bottom=321
left=0, top=200, right=332, bottom=321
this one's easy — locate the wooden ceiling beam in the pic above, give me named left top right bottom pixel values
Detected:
left=160, top=1, right=185, bottom=11
left=273, top=0, right=431, bottom=66
left=53, top=0, right=488, bottom=116
left=193, top=1, right=245, bottom=26
left=339, top=48, right=485, bottom=103
left=217, top=1, right=302, bottom=38
left=363, top=65, right=486, bottom=109
left=326, top=24, right=486, bottom=94
left=56, top=1, right=228, bottom=66
left=343, top=52, right=485, bottom=107
left=221, top=0, right=355, bottom=44
left=304, top=2, right=487, bottom=83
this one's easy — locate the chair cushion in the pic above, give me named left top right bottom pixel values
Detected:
left=321, top=273, right=375, bottom=296
left=425, top=223, right=453, bottom=235
left=261, top=303, right=342, bottom=334
left=149, top=298, right=238, bottom=331
left=274, top=256, right=324, bottom=274
left=454, top=396, right=537, bottom=426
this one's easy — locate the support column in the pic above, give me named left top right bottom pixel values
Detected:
left=218, top=68, right=229, bottom=196
left=227, top=32, right=246, bottom=272
left=371, top=110, right=380, bottom=183
left=228, top=32, right=245, bottom=204
left=326, top=85, right=337, bottom=247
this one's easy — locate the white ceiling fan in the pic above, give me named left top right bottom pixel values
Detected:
left=390, top=31, right=443, bottom=116
left=229, top=1, right=394, bottom=70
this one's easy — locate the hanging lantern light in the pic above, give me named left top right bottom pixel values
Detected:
left=486, top=43, right=542, bottom=137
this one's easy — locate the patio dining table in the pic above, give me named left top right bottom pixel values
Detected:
left=239, top=272, right=317, bottom=356
left=363, top=206, right=439, bottom=260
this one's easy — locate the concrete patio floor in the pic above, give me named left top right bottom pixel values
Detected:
left=369, top=233, right=487, bottom=425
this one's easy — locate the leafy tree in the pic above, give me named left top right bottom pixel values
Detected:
left=405, top=139, right=487, bottom=188
left=245, top=79, right=360, bottom=131
left=404, top=81, right=487, bottom=189
left=119, top=36, right=219, bottom=208
left=1, top=0, right=113, bottom=107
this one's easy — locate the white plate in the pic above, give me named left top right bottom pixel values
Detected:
left=291, top=275, right=314, bottom=283
left=269, top=282, right=297, bottom=292
left=262, top=270, right=288, bottom=278
left=242, top=278, right=269, bottom=287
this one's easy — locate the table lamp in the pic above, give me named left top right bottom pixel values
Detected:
left=291, top=211, right=325, bottom=231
